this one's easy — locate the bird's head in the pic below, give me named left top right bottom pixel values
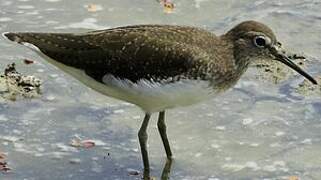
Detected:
left=224, top=20, right=317, bottom=84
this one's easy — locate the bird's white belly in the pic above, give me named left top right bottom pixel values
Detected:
left=102, top=75, right=216, bottom=113
left=32, top=52, right=216, bottom=112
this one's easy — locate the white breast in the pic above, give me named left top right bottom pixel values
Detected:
left=102, top=75, right=217, bottom=113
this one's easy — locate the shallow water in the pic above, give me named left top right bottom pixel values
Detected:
left=1, top=0, right=321, bottom=179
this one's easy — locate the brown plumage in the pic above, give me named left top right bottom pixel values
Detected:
left=4, top=25, right=238, bottom=87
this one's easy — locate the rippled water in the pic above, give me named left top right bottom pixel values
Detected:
left=1, top=0, right=321, bottom=179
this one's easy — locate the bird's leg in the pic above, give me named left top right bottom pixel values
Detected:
left=138, top=113, right=151, bottom=178
left=161, top=158, right=173, bottom=180
left=157, top=111, right=173, bottom=159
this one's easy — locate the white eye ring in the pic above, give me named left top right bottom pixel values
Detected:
left=253, top=36, right=271, bottom=48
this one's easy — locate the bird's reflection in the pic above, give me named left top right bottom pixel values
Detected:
left=143, top=159, right=173, bottom=180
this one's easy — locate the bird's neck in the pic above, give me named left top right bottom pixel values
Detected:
left=209, top=36, right=251, bottom=91
left=234, top=55, right=251, bottom=76
left=224, top=36, right=252, bottom=77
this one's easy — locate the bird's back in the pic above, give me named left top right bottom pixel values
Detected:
left=4, top=25, right=238, bottom=112
left=4, top=25, right=233, bottom=82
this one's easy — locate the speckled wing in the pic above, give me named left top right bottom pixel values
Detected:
left=4, top=25, right=219, bottom=82
left=82, top=25, right=220, bottom=82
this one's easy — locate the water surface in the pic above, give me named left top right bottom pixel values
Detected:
left=0, top=0, right=321, bottom=179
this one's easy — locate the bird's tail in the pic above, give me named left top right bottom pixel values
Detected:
left=2, top=32, right=23, bottom=43
left=2, top=32, right=104, bottom=69
left=2, top=32, right=88, bottom=51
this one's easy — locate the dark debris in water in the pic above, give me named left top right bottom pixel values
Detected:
left=0, top=63, right=41, bottom=101
left=23, top=59, right=35, bottom=65
left=127, top=168, right=140, bottom=176
left=70, top=138, right=96, bottom=149
left=0, top=152, right=11, bottom=173
left=157, top=0, right=175, bottom=13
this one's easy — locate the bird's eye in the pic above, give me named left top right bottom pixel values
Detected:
left=253, top=36, right=268, bottom=48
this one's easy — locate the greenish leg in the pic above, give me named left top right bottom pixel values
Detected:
left=138, top=113, right=151, bottom=179
left=157, top=111, right=173, bottom=159
left=161, top=159, right=173, bottom=180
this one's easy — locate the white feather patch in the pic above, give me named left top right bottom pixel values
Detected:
left=21, top=42, right=41, bottom=51
left=102, top=75, right=216, bottom=113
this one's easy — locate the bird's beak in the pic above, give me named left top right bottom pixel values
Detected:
left=269, top=44, right=317, bottom=84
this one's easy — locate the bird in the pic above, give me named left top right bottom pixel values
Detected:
left=2, top=20, right=317, bottom=179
